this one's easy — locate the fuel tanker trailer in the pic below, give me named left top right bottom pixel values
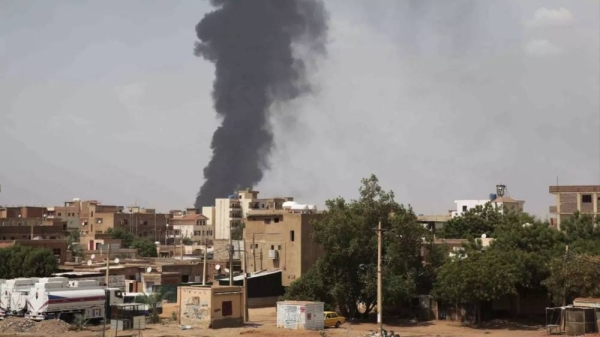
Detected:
left=26, top=280, right=123, bottom=321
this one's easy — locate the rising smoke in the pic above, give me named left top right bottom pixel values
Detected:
left=193, top=0, right=328, bottom=208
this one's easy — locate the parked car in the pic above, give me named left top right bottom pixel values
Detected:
left=324, top=311, right=345, bottom=328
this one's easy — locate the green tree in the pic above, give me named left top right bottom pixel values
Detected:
left=231, top=223, right=244, bottom=240
left=67, top=228, right=82, bottom=258
left=106, top=227, right=135, bottom=248
left=284, top=175, right=429, bottom=317
left=0, top=245, right=58, bottom=279
left=544, top=254, right=600, bottom=305
left=136, top=289, right=172, bottom=323
left=131, top=239, right=158, bottom=257
left=561, top=212, right=600, bottom=255
left=439, top=204, right=504, bottom=239
left=433, top=241, right=526, bottom=323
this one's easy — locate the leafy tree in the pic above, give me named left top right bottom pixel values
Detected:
left=0, top=245, right=58, bottom=279
left=131, top=239, right=158, bottom=257
left=561, top=212, right=600, bottom=255
left=67, top=229, right=82, bottom=258
left=544, top=254, right=600, bottom=306
left=285, top=175, right=429, bottom=317
left=439, top=204, right=504, bottom=239
left=182, top=237, right=193, bottom=245
left=433, top=241, right=526, bottom=323
left=231, top=223, right=244, bottom=240
left=106, top=227, right=135, bottom=248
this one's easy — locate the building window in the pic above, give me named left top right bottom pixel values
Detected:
left=52, top=249, right=61, bottom=256
left=274, top=217, right=280, bottom=223
left=278, top=245, right=282, bottom=250
left=58, top=212, right=62, bottom=217
left=255, top=244, right=258, bottom=248
left=290, top=230, right=295, bottom=242
left=271, top=245, right=274, bottom=250
left=222, top=301, right=233, bottom=316
left=582, top=194, right=592, bottom=203
left=462, top=205, right=467, bottom=212
left=91, top=211, right=94, bottom=217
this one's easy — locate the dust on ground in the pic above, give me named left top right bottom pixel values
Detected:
left=0, top=307, right=555, bottom=337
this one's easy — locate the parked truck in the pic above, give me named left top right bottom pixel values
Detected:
left=3, top=278, right=40, bottom=317
left=25, top=279, right=123, bottom=321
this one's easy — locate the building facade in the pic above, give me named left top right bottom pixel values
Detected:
left=171, top=213, right=213, bottom=244
left=244, top=207, right=323, bottom=287
left=549, top=185, right=600, bottom=229
left=451, top=184, right=524, bottom=217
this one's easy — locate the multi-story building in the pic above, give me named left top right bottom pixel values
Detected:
left=79, top=205, right=170, bottom=249
left=47, top=199, right=100, bottom=231
left=549, top=185, right=600, bottom=229
left=243, top=201, right=322, bottom=286
left=0, top=206, right=68, bottom=240
left=171, top=210, right=212, bottom=244
left=208, top=189, right=292, bottom=240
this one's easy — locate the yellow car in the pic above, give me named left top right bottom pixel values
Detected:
left=324, top=311, right=345, bottom=328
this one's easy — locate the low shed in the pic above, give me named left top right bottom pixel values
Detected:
left=276, top=301, right=324, bottom=330
left=178, top=285, right=244, bottom=329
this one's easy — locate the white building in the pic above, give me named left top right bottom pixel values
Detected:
left=450, top=184, right=524, bottom=218
left=208, top=189, right=292, bottom=240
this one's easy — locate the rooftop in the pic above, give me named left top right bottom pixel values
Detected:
left=550, top=185, right=600, bottom=193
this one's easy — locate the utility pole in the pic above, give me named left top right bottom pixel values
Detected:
left=377, top=220, right=383, bottom=336
left=229, top=224, right=234, bottom=286
left=202, top=238, right=208, bottom=285
left=242, top=241, right=249, bottom=322
left=252, top=234, right=256, bottom=273
left=561, top=245, right=569, bottom=330
left=102, top=243, right=110, bottom=337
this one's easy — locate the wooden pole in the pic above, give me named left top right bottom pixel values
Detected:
left=252, top=233, right=256, bottom=273
left=202, top=239, right=208, bottom=285
left=242, top=242, right=249, bottom=322
left=377, top=220, right=383, bottom=335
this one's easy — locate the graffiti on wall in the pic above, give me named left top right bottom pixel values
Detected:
left=182, top=296, right=209, bottom=322
left=283, top=305, right=299, bottom=329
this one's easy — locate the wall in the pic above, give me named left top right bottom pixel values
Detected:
left=451, top=200, right=490, bottom=217
left=210, top=286, right=244, bottom=328
left=0, top=224, right=66, bottom=240
left=179, top=286, right=212, bottom=327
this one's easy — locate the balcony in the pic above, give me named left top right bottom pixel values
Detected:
left=230, top=212, right=242, bottom=219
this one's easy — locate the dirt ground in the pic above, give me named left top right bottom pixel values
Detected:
left=0, top=307, right=561, bottom=337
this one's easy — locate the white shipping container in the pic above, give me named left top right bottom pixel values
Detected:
left=276, top=301, right=324, bottom=331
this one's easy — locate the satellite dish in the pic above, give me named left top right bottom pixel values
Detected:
left=114, top=258, right=120, bottom=264
left=146, top=267, right=152, bottom=273
left=224, top=268, right=230, bottom=273
left=481, top=234, right=487, bottom=239
left=87, top=260, right=92, bottom=266
left=215, top=264, right=221, bottom=270
left=90, top=254, right=96, bottom=260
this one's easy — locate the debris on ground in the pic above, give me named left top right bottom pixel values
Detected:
left=0, top=317, right=70, bottom=334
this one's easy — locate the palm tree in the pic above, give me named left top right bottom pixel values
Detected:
left=136, top=290, right=172, bottom=323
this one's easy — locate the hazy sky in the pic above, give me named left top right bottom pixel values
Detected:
left=1, top=0, right=598, bottom=218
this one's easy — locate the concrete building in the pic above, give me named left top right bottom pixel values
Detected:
left=48, top=199, right=102, bottom=231
left=79, top=205, right=170, bottom=249
left=244, top=203, right=322, bottom=287
left=209, top=189, right=292, bottom=240
left=178, top=285, right=244, bottom=328
left=417, top=214, right=451, bottom=234
left=171, top=212, right=212, bottom=244
left=549, top=185, right=600, bottom=229
left=451, top=184, right=524, bottom=217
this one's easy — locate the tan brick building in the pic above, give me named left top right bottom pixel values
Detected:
left=244, top=207, right=323, bottom=286
left=171, top=211, right=213, bottom=244
left=0, top=239, right=69, bottom=263
left=550, top=185, right=600, bottom=229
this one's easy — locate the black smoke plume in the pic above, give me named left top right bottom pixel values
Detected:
left=193, top=0, right=328, bottom=207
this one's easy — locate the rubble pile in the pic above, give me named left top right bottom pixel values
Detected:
left=0, top=317, right=70, bottom=334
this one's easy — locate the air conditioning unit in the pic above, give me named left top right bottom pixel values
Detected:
left=268, top=250, right=279, bottom=260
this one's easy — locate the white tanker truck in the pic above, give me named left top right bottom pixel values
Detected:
left=25, top=280, right=124, bottom=321
left=1, top=278, right=40, bottom=317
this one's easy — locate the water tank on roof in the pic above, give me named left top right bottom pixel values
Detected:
left=227, top=194, right=237, bottom=199
left=489, top=193, right=497, bottom=201
left=282, top=201, right=297, bottom=210
left=307, top=205, right=317, bottom=212
left=291, top=204, right=309, bottom=211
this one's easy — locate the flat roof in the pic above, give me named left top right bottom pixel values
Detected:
left=550, top=185, right=600, bottom=193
